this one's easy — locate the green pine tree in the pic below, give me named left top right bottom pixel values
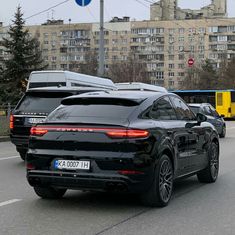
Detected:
left=0, top=6, right=47, bottom=104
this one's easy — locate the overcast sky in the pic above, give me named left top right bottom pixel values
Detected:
left=0, top=0, right=234, bottom=26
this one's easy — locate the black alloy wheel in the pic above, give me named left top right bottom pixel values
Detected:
left=159, top=159, right=173, bottom=204
left=197, top=142, right=219, bottom=183
left=141, top=155, right=173, bottom=207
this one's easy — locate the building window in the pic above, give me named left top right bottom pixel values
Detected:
left=179, top=28, right=185, bottom=34
left=168, top=55, right=174, bottom=60
left=168, top=72, right=174, bottom=77
left=156, top=71, right=164, bottom=80
left=189, top=46, right=195, bottom=52
left=112, top=39, right=118, bottom=44
left=189, top=28, right=196, bottom=33
left=198, top=27, right=206, bottom=33
left=179, top=54, right=184, bottom=60
left=178, top=72, right=185, bottom=77
left=209, top=26, right=218, bottom=33
left=199, top=36, right=205, bottom=42
left=168, top=45, right=174, bottom=53
left=199, top=54, right=205, bottom=59
left=179, top=46, right=184, bottom=52
left=51, top=56, right=57, bottom=61
left=218, top=36, right=227, bottom=42
left=169, top=64, right=174, bottom=69
left=169, top=36, right=174, bottom=43
left=198, top=45, right=205, bottom=52
left=178, top=63, right=185, bottom=69
left=178, top=36, right=184, bottom=42
left=168, top=28, right=175, bottom=34
left=60, top=64, right=67, bottom=69
left=188, top=36, right=194, bottom=42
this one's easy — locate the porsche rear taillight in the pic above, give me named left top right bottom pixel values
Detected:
left=30, top=126, right=48, bottom=136
left=106, top=129, right=149, bottom=139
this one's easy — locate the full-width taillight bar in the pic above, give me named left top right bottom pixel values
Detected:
left=30, top=126, right=149, bottom=139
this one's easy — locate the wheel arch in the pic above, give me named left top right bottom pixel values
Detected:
left=161, top=148, right=175, bottom=172
left=211, top=135, right=220, bottom=153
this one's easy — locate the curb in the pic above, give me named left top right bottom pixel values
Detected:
left=0, top=136, right=10, bottom=142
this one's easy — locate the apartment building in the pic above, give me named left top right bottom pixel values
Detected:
left=27, top=20, right=92, bottom=71
left=131, top=18, right=235, bottom=89
left=0, top=24, right=10, bottom=66
left=1, top=16, right=235, bottom=90
left=150, top=0, right=227, bottom=21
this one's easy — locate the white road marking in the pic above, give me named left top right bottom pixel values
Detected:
left=0, top=199, right=22, bottom=207
left=0, top=156, right=20, bottom=161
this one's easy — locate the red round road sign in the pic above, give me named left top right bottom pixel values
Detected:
left=188, top=58, right=194, bottom=67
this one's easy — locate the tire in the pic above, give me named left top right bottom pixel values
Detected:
left=141, top=155, right=174, bottom=207
left=34, top=186, right=67, bottom=199
left=219, top=126, right=226, bottom=138
left=19, top=151, right=27, bottom=161
left=197, top=142, right=219, bottom=183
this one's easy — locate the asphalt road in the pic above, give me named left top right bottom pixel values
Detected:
left=1, top=122, right=235, bottom=235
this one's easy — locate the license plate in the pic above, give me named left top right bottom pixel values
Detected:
left=27, top=117, right=46, bottom=124
left=54, top=160, right=90, bottom=170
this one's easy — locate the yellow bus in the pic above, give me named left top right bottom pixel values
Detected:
left=173, top=90, right=235, bottom=119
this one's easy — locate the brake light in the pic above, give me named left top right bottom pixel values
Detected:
left=118, top=170, right=144, bottom=175
left=9, top=115, right=14, bottom=130
left=106, top=129, right=149, bottom=139
left=30, top=127, right=48, bottom=136
left=26, top=163, right=35, bottom=170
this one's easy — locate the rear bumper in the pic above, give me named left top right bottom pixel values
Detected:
left=27, top=170, right=152, bottom=193
left=10, top=134, right=29, bottom=150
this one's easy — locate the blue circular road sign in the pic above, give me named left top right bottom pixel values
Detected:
left=75, top=0, right=92, bottom=7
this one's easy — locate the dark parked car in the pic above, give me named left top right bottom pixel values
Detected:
left=10, top=87, right=110, bottom=160
left=26, top=91, right=219, bottom=207
left=188, top=103, right=226, bottom=138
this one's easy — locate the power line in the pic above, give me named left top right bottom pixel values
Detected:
left=133, top=0, right=149, bottom=9
left=141, top=0, right=155, bottom=4
left=25, top=0, right=71, bottom=20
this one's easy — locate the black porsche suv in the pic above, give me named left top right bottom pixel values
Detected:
left=26, top=91, right=219, bottom=207
left=10, top=87, right=109, bottom=160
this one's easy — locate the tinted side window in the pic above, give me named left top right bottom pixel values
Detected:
left=209, top=106, right=220, bottom=118
left=203, top=106, right=213, bottom=116
left=171, top=97, right=195, bottom=120
left=149, top=97, right=177, bottom=120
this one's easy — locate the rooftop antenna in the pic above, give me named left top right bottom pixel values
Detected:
left=51, top=9, right=55, bottom=20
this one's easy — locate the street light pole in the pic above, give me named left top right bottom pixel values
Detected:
left=98, top=0, right=105, bottom=77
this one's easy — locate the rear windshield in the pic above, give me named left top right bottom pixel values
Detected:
left=16, top=92, right=73, bottom=113
left=189, top=106, right=200, bottom=114
left=48, top=98, right=139, bottom=122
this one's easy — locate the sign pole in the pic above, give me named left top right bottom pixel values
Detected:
left=98, top=0, right=105, bottom=77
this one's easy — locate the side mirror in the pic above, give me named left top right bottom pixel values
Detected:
left=220, top=114, right=225, bottom=118
left=197, top=113, right=207, bottom=123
